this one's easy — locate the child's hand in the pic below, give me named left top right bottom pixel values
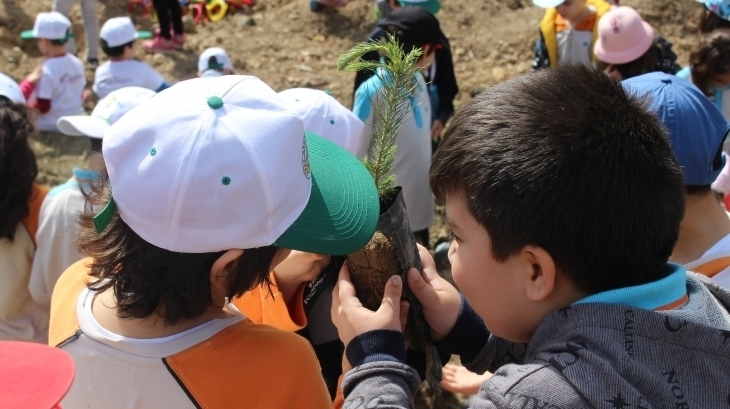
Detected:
left=25, top=64, right=43, bottom=84
left=331, top=262, right=404, bottom=348
left=407, top=244, right=461, bottom=341
left=440, top=364, right=492, bottom=395
left=431, top=119, right=444, bottom=141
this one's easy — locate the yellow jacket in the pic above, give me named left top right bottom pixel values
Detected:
left=539, top=0, right=612, bottom=67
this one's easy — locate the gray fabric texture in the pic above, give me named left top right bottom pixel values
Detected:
left=343, top=273, right=730, bottom=408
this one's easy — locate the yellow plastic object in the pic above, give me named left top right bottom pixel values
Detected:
left=206, top=0, right=228, bottom=22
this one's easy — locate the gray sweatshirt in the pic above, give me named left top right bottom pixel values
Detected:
left=341, top=272, right=730, bottom=408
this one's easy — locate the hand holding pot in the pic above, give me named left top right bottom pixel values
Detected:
left=407, top=245, right=461, bottom=341
left=331, top=262, right=407, bottom=349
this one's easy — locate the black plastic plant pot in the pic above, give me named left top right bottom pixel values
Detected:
left=348, top=186, right=443, bottom=395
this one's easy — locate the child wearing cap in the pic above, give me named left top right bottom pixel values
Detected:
left=19, top=12, right=86, bottom=132
left=354, top=7, right=438, bottom=245
left=594, top=6, right=680, bottom=81
left=331, top=64, right=730, bottom=408
left=48, top=75, right=380, bottom=408
left=198, top=47, right=234, bottom=78
left=93, top=17, right=172, bottom=98
left=677, top=29, right=730, bottom=122
left=355, top=5, right=457, bottom=143
left=624, top=73, right=730, bottom=290
left=52, top=0, right=99, bottom=69
left=532, top=0, right=612, bottom=69
left=28, top=87, right=156, bottom=317
left=0, top=76, right=50, bottom=343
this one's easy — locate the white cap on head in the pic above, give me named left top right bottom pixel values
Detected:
left=57, top=87, right=157, bottom=139
left=100, top=17, right=152, bottom=48
left=277, top=88, right=364, bottom=156
left=0, top=73, right=26, bottom=105
left=103, top=76, right=311, bottom=252
left=20, top=12, right=72, bottom=41
left=198, top=47, right=233, bottom=73
left=532, top=0, right=565, bottom=8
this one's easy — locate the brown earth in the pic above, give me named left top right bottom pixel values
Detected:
left=0, top=0, right=702, bottom=406
left=0, top=0, right=700, bottom=187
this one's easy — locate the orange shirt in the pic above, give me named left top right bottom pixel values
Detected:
left=49, top=259, right=332, bottom=409
left=232, top=272, right=308, bottom=332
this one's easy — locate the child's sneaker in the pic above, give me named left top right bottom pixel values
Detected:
left=143, top=35, right=175, bottom=53
left=172, top=33, right=185, bottom=49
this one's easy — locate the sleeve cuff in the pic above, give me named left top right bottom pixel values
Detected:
left=345, top=329, right=406, bottom=368
left=434, top=294, right=489, bottom=362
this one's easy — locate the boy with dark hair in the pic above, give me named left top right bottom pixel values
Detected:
left=354, top=7, right=440, bottom=245
left=19, top=12, right=85, bottom=132
left=623, top=73, right=730, bottom=289
left=374, top=0, right=441, bottom=19
left=354, top=5, right=457, bottom=143
left=532, top=0, right=612, bottom=69
left=49, top=75, right=380, bottom=408
left=93, top=17, right=171, bottom=98
left=332, top=64, right=730, bottom=407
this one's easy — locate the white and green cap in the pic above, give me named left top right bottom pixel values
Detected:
left=278, top=88, right=364, bottom=156
left=57, top=87, right=156, bottom=139
left=100, top=17, right=152, bottom=48
left=0, top=72, right=26, bottom=105
left=98, top=76, right=379, bottom=255
left=20, top=12, right=73, bottom=42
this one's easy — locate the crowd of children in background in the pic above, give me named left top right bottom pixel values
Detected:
left=3, top=0, right=730, bottom=408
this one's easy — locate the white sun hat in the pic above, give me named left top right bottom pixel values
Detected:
left=278, top=88, right=364, bottom=156
left=57, top=87, right=157, bottom=139
left=97, top=76, right=379, bottom=255
left=100, top=17, right=152, bottom=48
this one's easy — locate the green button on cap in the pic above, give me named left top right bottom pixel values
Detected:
left=207, top=96, right=224, bottom=109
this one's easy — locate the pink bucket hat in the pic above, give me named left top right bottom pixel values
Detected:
left=594, top=6, right=655, bottom=65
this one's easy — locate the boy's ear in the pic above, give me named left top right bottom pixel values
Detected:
left=210, top=249, right=244, bottom=294
left=521, top=245, right=557, bottom=302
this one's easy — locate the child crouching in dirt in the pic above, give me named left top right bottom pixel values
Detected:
left=331, top=64, right=730, bottom=407
left=19, top=12, right=86, bottom=132
left=48, top=75, right=380, bottom=408
left=198, top=47, right=234, bottom=78
left=0, top=73, right=50, bottom=343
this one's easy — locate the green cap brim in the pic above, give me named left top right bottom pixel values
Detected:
left=399, top=0, right=441, bottom=14
left=137, top=31, right=153, bottom=40
left=274, top=132, right=379, bottom=255
left=20, top=30, right=36, bottom=39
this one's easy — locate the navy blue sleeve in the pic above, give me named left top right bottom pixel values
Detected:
left=346, top=329, right=406, bottom=367
left=434, top=294, right=490, bottom=363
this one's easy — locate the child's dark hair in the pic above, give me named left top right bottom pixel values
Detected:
left=596, top=41, right=658, bottom=80
left=0, top=99, right=38, bottom=241
left=77, top=169, right=280, bottom=326
left=430, top=64, right=685, bottom=295
left=692, top=5, right=730, bottom=34
left=689, top=29, right=730, bottom=96
left=101, top=39, right=134, bottom=58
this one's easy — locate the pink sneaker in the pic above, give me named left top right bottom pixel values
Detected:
left=172, top=33, right=185, bottom=49
left=143, top=35, right=175, bottom=53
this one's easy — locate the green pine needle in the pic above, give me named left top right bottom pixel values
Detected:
left=338, top=35, right=423, bottom=199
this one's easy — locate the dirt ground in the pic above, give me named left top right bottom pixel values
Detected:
left=0, top=0, right=702, bottom=406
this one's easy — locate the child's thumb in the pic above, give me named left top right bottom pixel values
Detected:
left=378, top=275, right=403, bottom=323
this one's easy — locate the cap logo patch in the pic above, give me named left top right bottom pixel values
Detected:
left=302, top=135, right=311, bottom=179
left=221, top=176, right=231, bottom=185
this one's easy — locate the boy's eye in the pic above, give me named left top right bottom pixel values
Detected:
left=448, top=230, right=460, bottom=242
